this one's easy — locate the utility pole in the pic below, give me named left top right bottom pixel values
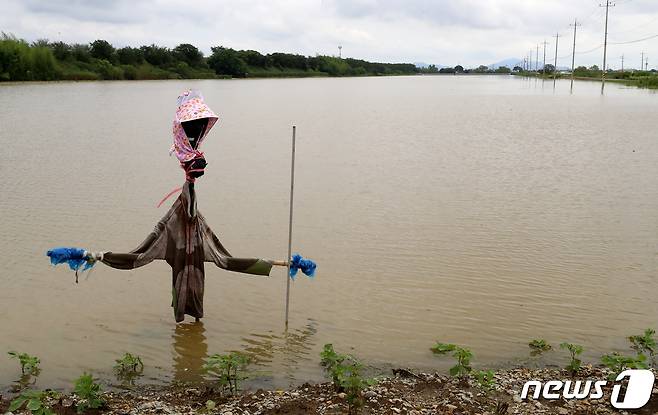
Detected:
left=620, top=55, right=624, bottom=72
left=554, top=33, right=561, bottom=87
left=338, top=45, right=342, bottom=59
left=542, top=40, right=549, bottom=76
left=570, top=19, right=581, bottom=94
left=600, top=0, right=615, bottom=94
left=641, top=52, right=644, bottom=71
left=646, top=57, right=649, bottom=71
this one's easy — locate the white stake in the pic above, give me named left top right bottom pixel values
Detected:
left=285, top=126, right=296, bottom=328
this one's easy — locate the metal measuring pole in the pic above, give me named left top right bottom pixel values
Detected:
left=284, top=126, right=296, bottom=328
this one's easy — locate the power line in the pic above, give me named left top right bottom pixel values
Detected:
left=610, top=33, right=658, bottom=44
left=608, top=14, right=658, bottom=36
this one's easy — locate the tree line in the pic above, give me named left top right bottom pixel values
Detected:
left=0, top=33, right=419, bottom=81
left=416, top=64, right=512, bottom=74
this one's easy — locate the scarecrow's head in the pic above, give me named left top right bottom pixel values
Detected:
left=171, top=90, right=219, bottom=180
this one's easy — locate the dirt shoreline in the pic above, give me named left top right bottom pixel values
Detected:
left=2, top=366, right=657, bottom=414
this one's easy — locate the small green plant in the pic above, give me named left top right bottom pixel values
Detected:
left=431, top=342, right=472, bottom=377
left=203, top=352, right=250, bottom=396
left=528, top=339, right=552, bottom=356
left=8, top=390, right=58, bottom=415
left=560, top=343, right=584, bottom=374
left=629, top=329, right=656, bottom=365
left=320, top=344, right=348, bottom=386
left=430, top=342, right=457, bottom=354
left=113, top=352, right=144, bottom=384
left=8, top=351, right=40, bottom=375
left=601, top=353, right=649, bottom=380
left=474, top=369, right=495, bottom=391
left=341, top=359, right=377, bottom=414
left=320, top=344, right=376, bottom=414
left=73, top=373, right=105, bottom=413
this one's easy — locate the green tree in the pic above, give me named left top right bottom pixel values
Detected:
left=30, top=46, right=59, bottom=80
left=0, top=34, right=32, bottom=81
left=269, top=52, right=308, bottom=70
left=49, top=41, right=71, bottom=61
left=495, top=66, right=511, bottom=74
left=173, top=43, right=204, bottom=67
left=207, top=46, right=247, bottom=77
left=89, top=39, right=116, bottom=62
left=426, top=64, right=438, bottom=73
left=117, top=47, right=144, bottom=65
left=31, top=38, right=50, bottom=48
left=573, top=66, right=589, bottom=76
left=238, top=49, right=270, bottom=67
left=96, top=59, right=124, bottom=80
left=140, top=44, right=173, bottom=66
left=454, top=65, right=464, bottom=73
left=316, top=56, right=350, bottom=76
left=71, top=43, right=91, bottom=62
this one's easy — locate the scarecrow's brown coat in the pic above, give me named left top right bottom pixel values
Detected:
left=100, top=183, right=272, bottom=322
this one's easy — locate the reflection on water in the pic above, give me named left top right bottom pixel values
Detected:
left=170, top=319, right=318, bottom=387
left=241, top=319, right=318, bottom=385
left=172, top=321, right=208, bottom=384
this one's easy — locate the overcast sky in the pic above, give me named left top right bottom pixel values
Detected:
left=2, top=0, right=657, bottom=69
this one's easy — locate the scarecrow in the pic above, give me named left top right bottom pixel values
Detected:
left=47, top=90, right=315, bottom=323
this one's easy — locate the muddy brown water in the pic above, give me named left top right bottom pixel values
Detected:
left=0, top=76, right=657, bottom=391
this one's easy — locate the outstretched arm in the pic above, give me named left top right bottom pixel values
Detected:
left=92, top=218, right=169, bottom=270
left=198, top=215, right=287, bottom=276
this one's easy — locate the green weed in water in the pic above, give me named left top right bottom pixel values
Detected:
left=528, top=339, right=552, bottom=356
left=8, top=351, right=40, bottom=375
left=73, top=373, right=105, bottom=413
left=601, top=353, right=649, bottom=380
left=559, top=343, right=583, bottom=375
left=629, top=328, right=656, bottom=366
left=203, top=352, right=250, bottom=396
left=320, top=344, right=377, bottom=414
left=431, top=342, right=472, bottom=377
left=113, top=352, right=144, bottom=384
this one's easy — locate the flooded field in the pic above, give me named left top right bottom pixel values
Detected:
left=0, top=75, right=657, bottom=390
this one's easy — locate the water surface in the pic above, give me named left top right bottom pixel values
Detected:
left=0, top=75, right=657, bottom=390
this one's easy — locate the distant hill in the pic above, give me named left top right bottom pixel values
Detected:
left=414, top=62, right=447, bottom=69
left=489, top=58, right=522, bottom=69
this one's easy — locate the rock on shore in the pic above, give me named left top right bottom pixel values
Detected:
left=2, top=366, right=657, bottom=414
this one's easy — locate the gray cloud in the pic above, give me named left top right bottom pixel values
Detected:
left=1, top=0, right=657, bottom=69
left=22, top=0, right=147, bottom=24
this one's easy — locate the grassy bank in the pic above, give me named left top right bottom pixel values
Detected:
left=3, top=329, right=656, bottom=414
left=513, top=69, right=658, bottom=89
left=1, top=367, right=657, bottom=414
left=0, top=34, right=419, bottom=82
